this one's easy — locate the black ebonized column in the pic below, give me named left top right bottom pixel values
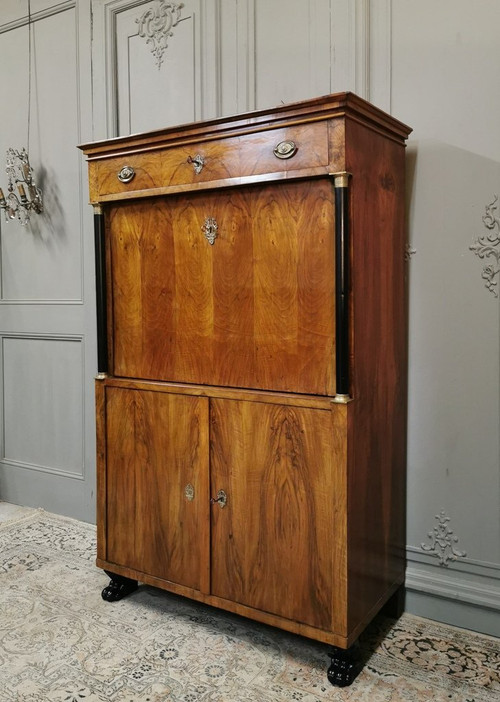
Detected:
left=94, top=208, right=108, bottom=375
left=333, top=173, right=351, bottom=397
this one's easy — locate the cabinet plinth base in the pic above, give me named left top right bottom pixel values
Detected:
left=381, top=583, right=405, bottom=620
left=327, top=643, right=363, bottom=687
left=102, top=570, right=138, bottom=602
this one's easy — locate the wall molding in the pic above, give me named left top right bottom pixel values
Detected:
left=0, top=457, right=85, bottom=481
left=368, top=0, right=392, bottom=111
left=406, top=565, right=500, bottom=612
left=0, top=1, right=86, bottom=305
left=93, top=0, right=216, bottom=137
left=0, top=300, right=84, bottom=306
left=0, top=333, right=86, bottom=480
left=408, top=545, right=500, bottom=575
left=406, top=545, right=500, bottom=613
left=0, top=1, right=76, bottom=34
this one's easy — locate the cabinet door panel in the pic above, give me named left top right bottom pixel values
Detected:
left=109, top=179, right=335, bottom=395
left=210, top=398, right=337, bottom=630
left=105, top=387, right=209, bottom=591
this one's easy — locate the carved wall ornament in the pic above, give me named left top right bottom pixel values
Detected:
left=470, top=195, right=500, bottom=297
left=136, top=1, right=184, bottom=69
left=421, top=510, right=467, bottom=566
left=405, top=243, right=416, bottom=261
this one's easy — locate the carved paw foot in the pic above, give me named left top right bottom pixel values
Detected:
left=101, top=571, right=138, bottom=602
left=327, top=644, right=363, bottom=687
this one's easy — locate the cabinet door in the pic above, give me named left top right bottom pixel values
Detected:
left=109, top=178, right=335, bottom=395
left=210, top=398, right=340, bottom=630
left=105, top=387, right=209, bottom=592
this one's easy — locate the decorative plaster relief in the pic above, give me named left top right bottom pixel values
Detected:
left=136, top=1, right=184, bottom=69
left=470, top=195, right=500, bottom=298
left=421, top=510, right=467, bottom=566
left=405, top=243, right=416, bottom=261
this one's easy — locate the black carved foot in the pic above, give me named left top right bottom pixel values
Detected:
left=101, top=571, right=138, bottom=602
left=327, top=643, right=363, bottom=687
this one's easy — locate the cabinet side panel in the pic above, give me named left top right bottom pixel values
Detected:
left=210, top=398, right=337, bottom=631
left=346, top=122, right=408, bottom=634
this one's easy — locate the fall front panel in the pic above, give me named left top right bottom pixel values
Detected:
left=108, top=179, right=335, bottom=395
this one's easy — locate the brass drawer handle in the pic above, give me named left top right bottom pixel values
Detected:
left=187, top=154, right=205, bottom=174
left=273, top=140, right=297, bottom=159
left=117, top=165, right=135, bottom=183
left=210, top=489, right=227, bottom=508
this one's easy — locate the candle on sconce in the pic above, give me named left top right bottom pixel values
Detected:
left=0, top=148, right=43, bottom=224
left=17, top=183, right=27, bottom=202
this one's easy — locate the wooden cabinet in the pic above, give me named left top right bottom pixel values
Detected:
left=80, top=93, right=412, bottom=686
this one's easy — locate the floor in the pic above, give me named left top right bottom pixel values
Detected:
left=0, top=500, right=36, bottom=522
left=1, top=503, right=498, bottom=701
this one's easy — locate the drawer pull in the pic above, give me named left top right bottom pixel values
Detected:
left=187, top=154, right=205, bottom=174
left=117, top=165, right=135, bottom=183
left=210, top=489, right=227, bottom=508
left=202, top=217, right=218, bottom=245
left=273, top=140, right=297, bottom=159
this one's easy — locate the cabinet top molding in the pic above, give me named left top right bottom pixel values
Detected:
left=78, top=92, right=412, bottom=160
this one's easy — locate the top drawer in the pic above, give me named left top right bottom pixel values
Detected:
left=89, top=122, right=329, bottom=201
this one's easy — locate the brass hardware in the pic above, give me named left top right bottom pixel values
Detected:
left=93, top=204, right=103, bottom=215
left=331, top=171, right=352, bottom=189
left=117, top=165, right=135, bottom=183
left=273, top=140, right=297, bottom=159
left=210, top=489, right=227, bottom=508
left=332, top=394, right=352, bottom=404
left=187, top=154, right=205, bottom=174
left=202, top=217, right=218, bottom=245
left=95, top=372, right=108, bottom=381
left=185, top=483, right=195, bottom=501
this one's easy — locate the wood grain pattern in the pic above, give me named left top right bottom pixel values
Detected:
left=102, top=376, right=334, bottom=410
left=105, top=387, right=209, bottom=592
left=345, top=117, right=408, bottom=634
left=90, top=123, right=328, bottom=200
left=210, top=399, right=337, bottom=630
left=79, top=92, right=410, bottom=162
left=109, top=180, right=335, bottom=395
left=94, top=556, right=351, bottom=647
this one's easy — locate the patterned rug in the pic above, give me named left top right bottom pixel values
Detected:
left=0, top=510, right=498, bottom=702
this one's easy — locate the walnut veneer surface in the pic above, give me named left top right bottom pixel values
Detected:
left=80, top=92, right=412, bottom=649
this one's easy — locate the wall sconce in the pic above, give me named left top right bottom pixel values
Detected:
left=0, top=1, right=44, bottom=227
left=0, top=148, right=43, bottom=225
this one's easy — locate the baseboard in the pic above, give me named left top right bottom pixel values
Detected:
left=405, top=551, right=500, bottom=637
